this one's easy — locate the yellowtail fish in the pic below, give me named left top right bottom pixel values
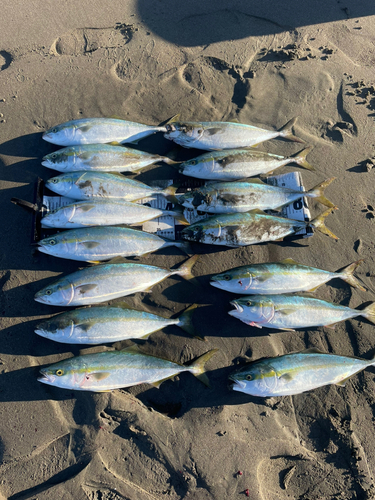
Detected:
left=210, top=259, right=365, bottom=294
left=164, top=117, right=303, bottom=150
left=34, top=255, right=198, bottom=306
left=228, top=294, right=375, bottom=330
left=35, top=304, right=198, bottom=344
left=37, top=227, right=191, bottom=262
left=178, top=147, right=313, bottom=180
left=45, top=172, right=177, bottom=201
left=42, top=144, right=176, bottom=173
left=43, top=118, right=166, bottom=146
left=40, top=199, right=188, bottom=229
left=229, top=349, right=375, bottom=397
left=177, top=178, right=335, bottom=213
left=38, top=346, right=218, bottom=392
left=181, top=208, right=338, bottom=247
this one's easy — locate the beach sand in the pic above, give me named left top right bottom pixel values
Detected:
left=1, top=1, right=375, bottom=498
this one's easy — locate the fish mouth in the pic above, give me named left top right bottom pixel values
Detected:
left=209, top=278, right=222, bottom=289
left=37, top=371, right=55, bottom=385
left=228, top=378, right=247, bottom=392
left=34, top=328, right=49, bottom=338
left=228, top=301, right=243, bottom=315
left=42, top=132, right=54, bottom=143
left=37, top=246, right=53, bottom=256
left=34, top=293, right=49, bottom=304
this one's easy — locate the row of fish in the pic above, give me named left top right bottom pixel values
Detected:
left=35, top=116, right=364, bottom=399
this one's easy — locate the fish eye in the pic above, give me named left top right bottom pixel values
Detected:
left=246, top=374, right=252, bottom=381
left=246, top=301, right=252, bottom=306
left=55, top=369, right=64, bottom=376
left=51, top=153, right=57, bottom=159
left=224, top=275, right=231, bottom=281
left=190, top=160, right=197, bottom=165
left=45, top=289, right=52, bottom=295
left=51, top=178, right=58, bottom=184
left=49, top=239, right=56, bottom=245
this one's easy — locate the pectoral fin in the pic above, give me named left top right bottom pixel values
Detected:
left=91, top=372, right=111, bottom=380
left=80, top=241, right=101, bottom=249
left=76, top=284, right=98, bottom=294
left=277, top=308, right=295, bottom=316
left=279, top=372, right=294, bottom=381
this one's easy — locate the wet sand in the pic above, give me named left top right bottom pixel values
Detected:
left=1, top=1, right=375, bottom=498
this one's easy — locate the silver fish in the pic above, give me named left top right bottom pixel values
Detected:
left=181, top=208, right=338, bottom=247
left=45, top=172, right=177, bottom=201
left=229, top=348, right=375, bottom=397
left=37, top=227, right=190, bottom=262
left=42, top=144, right=176, bottom=173
left=38, top=346, right=218, bottom=391
left=34, top=255, right=198, bottom=306
left=164, top=117, right=303, bottom=150
left=210, top=259, right=365, bottom=294
left=43, top=118, right=166, bottom=146
left=177, top=178, right=335, bottom=213
left=40, top=199, right=187, bottom=229
left=178, top=147, right=313, bottom=180
left=35, top=303, right=198, bottom=344
left=228, top=294, right=375, bottom=330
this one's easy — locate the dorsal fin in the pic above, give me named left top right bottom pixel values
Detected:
left=301, top=348, right=325, bottom=354
left=279, top=258, right=299, bottom=265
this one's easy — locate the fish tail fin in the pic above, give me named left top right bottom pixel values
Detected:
left=278, top=117, right=305, bottom=143
left=362, top=302, right=375, bottom=324
left=339, top=260, right=367, bottom=292
left=292, top=146, right=315, bottom=171
left=172, top=254, right=200, bottom=285
left=164, top=204, right=189, bottom=226
left=173, top=239, right=193, bottom=256
left=162, top=156, right=181, bottom=165
left=188, top=349, right=219, bottom=386
left=162, top=183, right=180, bottom=204
left=306, top=177, right=336, bottom=208
left=177, top=304, right=203, bottom=339
left=309, top=207, right=339, bottom=240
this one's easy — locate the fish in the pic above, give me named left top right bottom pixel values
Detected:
left=177, top=178, right=335, bottom=213
left=42, top=144, right=176, bottom=173
left=45, top=172, right=177, bottom=201
left=40, top=199, right=188, bottom=229
left=177, top=146, right=313, bottom=180
left=38, top=345, right=218, bottom=392
left=181, top=207, right=338, bottom=247
left=34, top=254, right=199, bottom=306
left=35, top=303, right=198, bottom=344
left=164, top=117, right=303, bottom=150
left=43, top=118, right=166, bottom=146
left=228, top=294, right=375, bottom=330
left=210, top=259, right=365, bottom=294
left=37, top=226, right=191, bottom=262
left=229, top=348, right=375, bottom=397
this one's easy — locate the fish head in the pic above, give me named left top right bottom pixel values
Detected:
left=38, top=357, right=87, bottom=390
left=229, top=296, right=274, bottom=326
left=34, top=278, right=75, bottom=306
left=35, top=315, right=75, bottom=342
left=45, top=173, right=76, bottom=196
left=210, top=268, right=253, bottom=293
left=229, top=361, right=278, bottom=397
left=177, top=187, right=212, bottom=210
left=37, top=233, right=75, bottom=258
left=43, top=121, right=80, bottom=146
left=181, top=222, right=204, bottom=243
left=41, top=204, right=76, bottom=228
left=165, top=122, right=205, bottom=147
left=42, top=147, right=77, bottom=171
left=179, top=156, right=215, bottom=178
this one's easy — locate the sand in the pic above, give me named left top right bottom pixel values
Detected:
left=1, top=0, right=375, bottom=498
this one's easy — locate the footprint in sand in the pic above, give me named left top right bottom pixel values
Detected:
left=51, top=24, right=134, bottom=56
left=0, top=51, right=12, bottom=71
left=362, top=204, right=375, bottom=220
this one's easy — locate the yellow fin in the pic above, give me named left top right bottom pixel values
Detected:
left=166, top=113, right=181, bottom=125
left=91, top=372, right=111, bottom=381
left=279, top=258, right=299, bottom=265
left=306, top=285, right=321, bottom=292
left=151, top=375, right=175, bottom=388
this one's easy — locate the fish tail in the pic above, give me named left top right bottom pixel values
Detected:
left=172, top=254, right=200, bottom=284
left=292, top=146, right=315, bottom=171
left=162, top=156, right=181, bottom=165
left=306, top=177, right=336, bottom=208
left=362, top=302, right=375, bottom=324
left=278, top=117, right=305, bottom=143
left=177, top=304, right=204, bottom=339
left=162, top=183, right=180, bottom=204
left=309, top=207, right=339, bottom=240
left=339, top=260, right=367, bottom=292
left=164, top=205, right=190, bottom=226
left=173, top=239, right=193, bottom=255
left=188, top=349, right=219, bottom=386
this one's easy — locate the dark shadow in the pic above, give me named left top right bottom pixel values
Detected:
left=136, top=0, right=375, bottom=47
